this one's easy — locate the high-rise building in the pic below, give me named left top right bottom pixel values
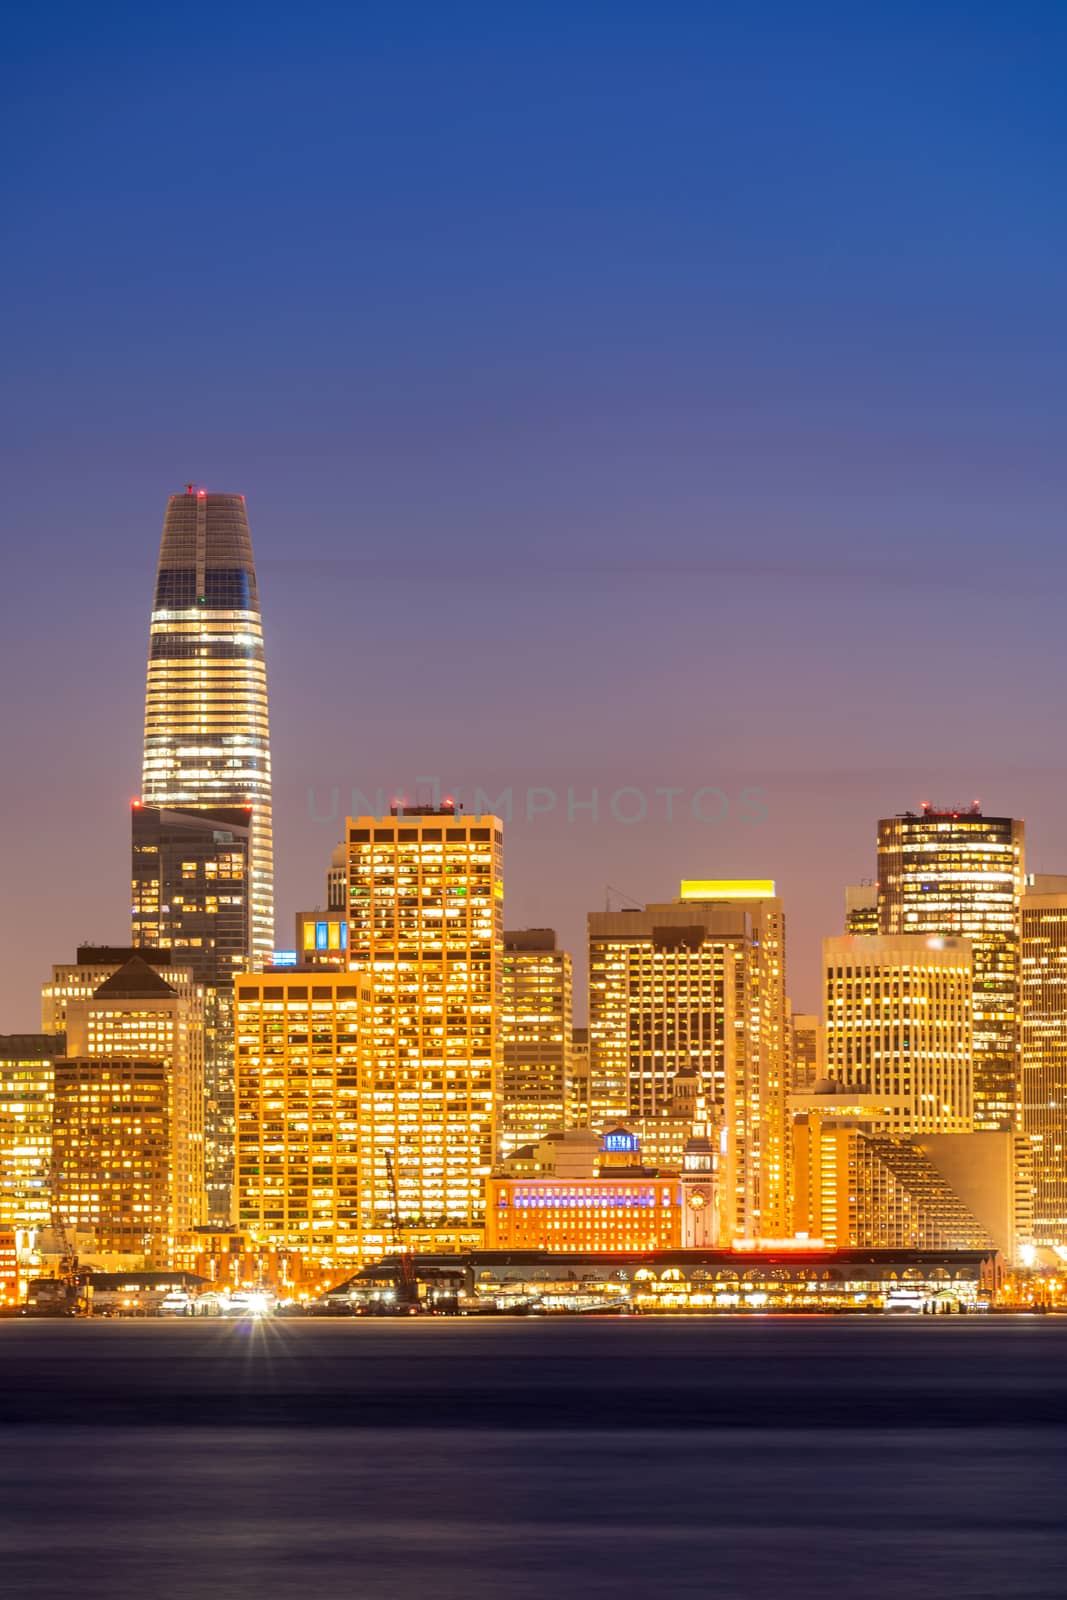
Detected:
left=877, top=806, right=1024, bottom=1131
left=346, top=806, right=502, bottom=1252
left=499, top=929, right=573, bottom=1155
left=0, top=1035, right=63, bottom=1241
left=141, top=487, right=273, bottom=963
left=131, top=802, right=251, bottom=1218
left=823, top=933, right=973, bottom=1134
left=1020, top=887, right=1067, bottom=1246
left=63, top=955, right=206, bottom=1248
left=52, top=1056, right=171, bottom=1263
left=588, top=880, right=787, bottom=1240
left=845, top=884, right=879, bottom=936
left=234, top=971, right=371, bottom=1273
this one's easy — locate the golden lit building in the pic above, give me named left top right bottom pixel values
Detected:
left=63, top=956, right=206, bottom=1245
left=588, top=880, right=788, bottom=1241
left=234, top=970, right=370, bottom=1273
left=499, top=929, right=573, bottom=1155
left=0, top=1035, right=60, bottom=1241
left=141, top=487, right=274, bottom=964
left=824, top=934, right=974, bottom=1134
left=792, top=1106, right=1021, bottom=1258
left=877, top=806, right=1024, bottom=1131
left=346, top=806, right=502, bottom=1255
left=52, top=1056, right=171, bottom=1263
left=486, top=1128, right=719, bottom=1252
left=42, top=945, right=179, bottom=1035
left=1020, top=887, right=1067, bottom=1245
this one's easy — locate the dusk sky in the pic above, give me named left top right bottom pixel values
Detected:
left=3, top=1, right=1066, bottom=1027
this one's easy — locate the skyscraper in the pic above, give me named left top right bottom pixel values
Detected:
left=822, top=933, right=974, bottom=1134
left=587, top=880, right=788, bottom=1240
left=346, top=805, right=502, bottom=1255
left=235, top=970, right=371, bottom=1272
left=1020, top=887, right=1067, bottom=1246
left=141, top=487, right=273, bottom=963
left=877, top=806, right=1024, bottom=1131
left=131, top=802, right=251, bottom=1217
left=499, top=929, right=573, bottom=1156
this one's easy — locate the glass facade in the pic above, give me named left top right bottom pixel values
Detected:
left=141, top=488, right=274, bottom=964
left=131, top=803, right=251, bottom=1218
left=877, top=807, right=1024, bottom=1131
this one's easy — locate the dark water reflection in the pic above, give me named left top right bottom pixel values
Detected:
left=1, top=1319, right=1064, bottom=1598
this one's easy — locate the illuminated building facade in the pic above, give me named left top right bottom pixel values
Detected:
left=141, top=487, right=274, bottom=964
left=294, top=909, right=349, bottom=968
left=1020, top=889, right=1067, bottom=1245
left=824, top=934, right=974, bottom=1134
left=52, top=1056, right=170, bottom=1262
left=42, top=946, right=176, bottom=1035
left=499, top=929, right=572, bottom=1155
left=791, top=1109, right=1021, bottom=1257
left=64, top=956, right=206, bottom=1244
left=877, top=807, right=1024, bottom=1131
left=131, top=802, right=251, bottom=1218
left=486, top=1127, right=719, bottom=1252
left=344, top=1246, right=998, bottom=1313
left=0, top=1034, right=61, bottom=1238
left=234, top=971, right=371, bottom=1272
left=587, top=881, right=788, bottom=1240
left=346, top=807, right=502, bottom=1253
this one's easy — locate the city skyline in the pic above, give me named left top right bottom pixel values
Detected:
left=4, top=5, right=1067, bottom=1031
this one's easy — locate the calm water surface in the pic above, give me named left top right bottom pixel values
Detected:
left=1, top=1318, right=1064, bottom=1599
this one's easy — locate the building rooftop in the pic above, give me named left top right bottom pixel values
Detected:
left=91, top=956, right=178, bottom=1001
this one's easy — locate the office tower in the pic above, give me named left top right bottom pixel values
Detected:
left=567, top=1026, right=591, bottom=1127
left=791, top=1109, right=1011, bottom=1253
left=877, top=805, right=1024, bottom=1131
left=52, top=1057, right=171, bottom=1263
left=0, top=1035, right=63, bottom=1239
left=791, top=1013, right=823, bottom=1092
left=498, top=929, right=573, bottom=1155
left=1020, top=887, right=1067, bottom=1245
left=346, top=806, right=502, bottom=1252
left=845, top=885, right=878, bottom=936
left=131, top=802, right=251, bottom=1218
left=42, top=946, right=176, bottom=1035
left=141, top=486, right=274, bottom=963
left=234, top=971, right=371, bottom=1272
left=823, top=934, right=973, bottom=1133
left=588, top=879, right=787, bottom=1240
left=63, top=956, right=206, bottom=1248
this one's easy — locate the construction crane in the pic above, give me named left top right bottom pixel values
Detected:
left=383, top=1150, right=420, bottom=1313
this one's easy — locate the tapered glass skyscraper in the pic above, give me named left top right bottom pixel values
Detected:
left=141, top=487, right=274, bottom=963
